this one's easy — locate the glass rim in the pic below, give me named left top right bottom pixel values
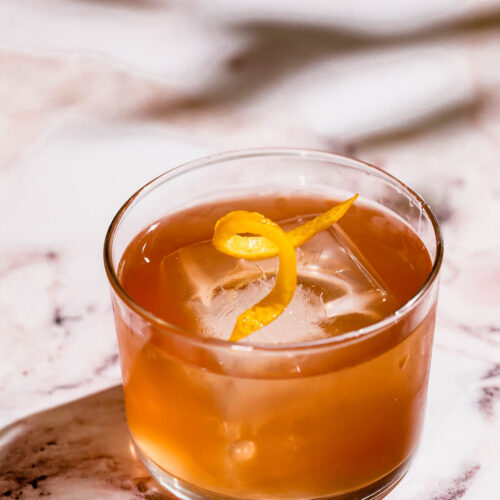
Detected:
left=104, top=148, right=443, bottom=352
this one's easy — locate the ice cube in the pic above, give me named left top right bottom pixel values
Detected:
left=295, top=224, right=397, bottom=333
left=159, top=217, right=397, bottom=343
left=197, top=279, right=329, bottom=344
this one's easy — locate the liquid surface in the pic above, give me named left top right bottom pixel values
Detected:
left=119, top=195, right=432, bottom=343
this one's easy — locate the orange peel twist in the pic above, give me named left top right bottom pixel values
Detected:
left=212, top=194, right=358, bottom=341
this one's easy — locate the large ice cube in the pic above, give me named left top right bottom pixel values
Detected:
left=159, top=218, right=397, bottom=344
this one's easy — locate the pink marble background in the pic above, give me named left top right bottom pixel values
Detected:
left=1, top=1, right=499, bottom=498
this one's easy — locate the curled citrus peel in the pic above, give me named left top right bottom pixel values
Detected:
left=212, top=194, right=358, bottom=341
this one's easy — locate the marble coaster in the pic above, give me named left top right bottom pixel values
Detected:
left=0, top=387, right=173, bottom=500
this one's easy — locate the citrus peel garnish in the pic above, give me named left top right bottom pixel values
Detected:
left=212, top=194, right=358, bottom=341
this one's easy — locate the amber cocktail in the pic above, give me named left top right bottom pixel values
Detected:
left=104, top=150, right=442, bottom=499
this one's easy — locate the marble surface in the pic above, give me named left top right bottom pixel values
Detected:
left=1, top=0, right=500, bottom=498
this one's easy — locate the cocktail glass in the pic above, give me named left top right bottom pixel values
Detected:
left=104, top=149, right=443, bottom=500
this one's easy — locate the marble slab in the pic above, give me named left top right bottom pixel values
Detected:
left=1, top=0, right=500, bottom=498
left=0, top=387, right=173, bottom=499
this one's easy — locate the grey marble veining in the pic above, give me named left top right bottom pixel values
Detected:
left=0, top=387, right=172, bottom=499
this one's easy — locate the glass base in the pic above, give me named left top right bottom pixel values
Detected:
left=134, top=440, right=411, bottom=500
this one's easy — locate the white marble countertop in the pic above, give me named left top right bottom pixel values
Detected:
left=1, top=1, right=500, bottom=498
